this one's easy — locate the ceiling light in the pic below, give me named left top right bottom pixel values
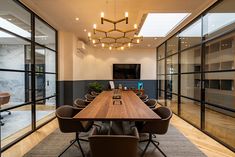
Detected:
left=121, top=46, right=124, bottom=50
left=92, top=39, right=96, bottom=44
left=147, top=44, right=151, bottom=47
left=84, top=29, right=87, bottom=32
left=109, top=46, right=112, bottom=50
left=88, top=11, right=142, bottom=49
left=154, top=37, right=157, bottom=40
left=88, top=32, right=91, bottom=37
left=75, top=17, right=79, bottom=21
left=139, top=13, right=191, bottom=37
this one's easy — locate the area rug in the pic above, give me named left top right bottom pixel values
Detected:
left=23, top=125, right=206, bottom=157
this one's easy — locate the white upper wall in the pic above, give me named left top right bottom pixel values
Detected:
left=73, top=47, right=156, bottom=80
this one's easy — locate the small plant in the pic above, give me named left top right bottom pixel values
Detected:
left=88, top=82, right=103, bottom=93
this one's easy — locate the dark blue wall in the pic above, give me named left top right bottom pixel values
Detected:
left=58, top=80, right=157, bottom=106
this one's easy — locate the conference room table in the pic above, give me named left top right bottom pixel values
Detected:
left=73, top=90, right=160, bottom=121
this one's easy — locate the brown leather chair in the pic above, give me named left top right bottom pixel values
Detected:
left=91, top=91, right=100, bottom=96
left=56, top=105, right=93, bottom=157
left=85, top=93, right=96, bottom=102
left=73, top=98, right=89, bottom=108
left=139, top=94, right=148, bottom=102
left=137, top=107, right=172, bottom=157
left=145, top=99, right=157, bottom=109
left=0, top=93, right=11, bottom=126
left=89, top=127, right=139, bottom=157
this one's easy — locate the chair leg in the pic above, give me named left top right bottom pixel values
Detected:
left=141, top=133, right=152, bottom=157
left=76, top=132, right=86, bottom=157
left=152, top=141, right=167, bottom=157
left=58, top=139, right=76, bottom=157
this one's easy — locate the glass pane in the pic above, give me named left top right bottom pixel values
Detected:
left=157, top=90, right=165, bottom=105
left=158, top=59, right=165, bottom=74
left=166, top=35, right=178, bottom=56
left=0, top=31, right=31, bottom=71
left=205, top=104, right=235, bottom=149
left=36, top=97, right=56, bottom=127
left=203, top=0, right=235, bottom=39
left=35, top=46, right=56, bottom=73
left=46, top=74, right=56, bottom=97
left=179, top=18, right=202, bottom=50
left=0, top=71, right=31, bottom=106
left=205, top=32, right=235, bottom=71
left=166, top=94, right=178, bottom=114
left=181, top=46, right=201, bottom=73
left=205, top=72, right=235, bottom=110
left=0, top=0, right=31, bottom=39
left=157, top=43, right=165, bottom=60
left=166, top=74, right=178, bottom=94
left=1, top=105, right=32, bottom=148
left=166, top=54, right=178, bottom=74
left=181, top=97, right=201, bottom=127
left=35, top=17, right=56, bottom=50
left=181, top=74, right=201, bottom=100
left=158, top=75, right=165, bottom=90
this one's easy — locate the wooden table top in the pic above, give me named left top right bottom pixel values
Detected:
left=73, top=90, right=160, bottom=121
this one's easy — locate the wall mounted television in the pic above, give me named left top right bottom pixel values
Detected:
left=113, top=64, right=141, bottom=79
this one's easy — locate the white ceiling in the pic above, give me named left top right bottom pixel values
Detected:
left=20, top=0, right=217, bottom=48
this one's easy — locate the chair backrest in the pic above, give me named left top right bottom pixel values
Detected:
left=139, top=94, right=148, bottom=101
left=91, top=91, right=99, bottom=96
left=85, top=94, right=95, bottom=101
left=56, top=105, right=86, bottom=133
left=0, top=93, right=10, bottom=105
left=89, top=127, right=139, bottom=157
left=141, top=106, right=172, bottom=134
left=73, top=98, right=87, bottom=108
left=145, top=99, right=157, bottom=108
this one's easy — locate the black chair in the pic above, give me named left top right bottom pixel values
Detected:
left=89, top=127, right=139, bottom=157
left=137, top=107, right=172, bottom=157
left=56, top=105, right=93, bottom=157
left=73, top=98, right=89, bottom=108
left=139, top=94, right=148, bottom=103
left=91, top=91, right=100, bottom=96
left=145, top=99, right=157, bottom=109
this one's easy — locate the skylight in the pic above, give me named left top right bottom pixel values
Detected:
left=139, top=13, right=191, bottom=37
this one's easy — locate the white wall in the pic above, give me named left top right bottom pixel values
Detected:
left=73, top=47, right=156, bottom=80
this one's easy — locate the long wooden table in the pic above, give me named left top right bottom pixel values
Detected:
left=73, top=90, right=160, bottom=121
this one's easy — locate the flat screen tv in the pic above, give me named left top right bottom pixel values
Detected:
left=113, top=64, right=141, bottom=79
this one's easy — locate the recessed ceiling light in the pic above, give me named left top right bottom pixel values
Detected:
left=154, top=37, right=157, bottom=40
left=75, top=17, right=79, bottom=21
left=84, top=29, right=87, bottom=32
left=147, top=44, right=151, bottom=47
left=139, top=13, right=191, bottom=37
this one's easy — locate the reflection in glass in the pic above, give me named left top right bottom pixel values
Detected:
left=203, top=0, right=235, bottom=39
left=181, top=97, right=201, bottom=127
left=167, top=35, right=178, bottom=56
left=166, top=54, right=178, bottom=74
left=166, top=94, right=178, bottom=114
left=179, top=19, right=202, bottom=50
left=36, top=97, right=56, bottom=127
left=157, top=90, right=165, bottom=105
left=1, top=105, right=32, bottom=148
left=0, top=71, right=31, bottom=106
left=158, top=59, right=165, bottom=74
left=0, top=31, right=31, bottom=71
left=158, top=43, right=165, bottom=60
left=35, top=17, right=56, bottom=50
left=0, top=0, right=31, bottom=38
left=205, top=104, right=235, bottom=149
left=205, top=32, right=235, bottom=71
left=181, top=46, right=201, bottom=73
left=205, top=72, right=235, bottom=110
left=181, top=74, right=201, bottom=100
left=158, top=75, right=165, bottom=90
left=166, top=74, right=178, bottom=94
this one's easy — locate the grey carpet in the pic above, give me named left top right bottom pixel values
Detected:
left=23, top=125, right=206, bottom=157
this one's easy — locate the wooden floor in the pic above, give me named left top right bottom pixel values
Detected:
left=2, top=114, right=235, bottom=157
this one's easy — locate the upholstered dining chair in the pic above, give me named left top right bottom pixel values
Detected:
left=139, top=94, right=148, bottom=102
left=91, top=91, right=100, bottom=96
left=137, top=106, right=172, bottom=157
left=0, top=92, right=11, bottom=126
left=85, top=93, right=96, bottom=102
left=56, top=105, right=93, bottom=157
left=73, top=98, right=89, bottom=108
left=145, top=99, right=157, bottom=109
left=89, top=127, right=139, bottom=157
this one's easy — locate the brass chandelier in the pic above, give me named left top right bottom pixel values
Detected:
left=88, top=11, right=143, bottom=50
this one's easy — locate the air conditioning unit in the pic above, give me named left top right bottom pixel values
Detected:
left=77, top=40, right=86, bottom=53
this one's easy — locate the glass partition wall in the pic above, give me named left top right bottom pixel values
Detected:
left=0, top=0, right=57, bottom=151
left=157, top=0, right=235, bottom=151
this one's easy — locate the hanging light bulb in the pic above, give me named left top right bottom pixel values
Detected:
left=134, top=24, right=137, bottom=29
left=137, top=39, right=140, bottom=43
left=128, top=43, right=131, bottom=47
left=102, top=43, right=105, bottom=47
left=93, top=24, right=97, bottom=29
left=125, top=12, right=128, bottom=17
left=121, top=46, right=124, bottom=50
left=101, top=12, right=104, bottom=18
left=92, top=39, right=96, bottom=44
left=109, top=46, right=112, bottom=50
left=88, top=32, right=91, bottom=37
